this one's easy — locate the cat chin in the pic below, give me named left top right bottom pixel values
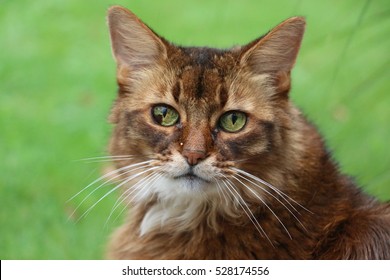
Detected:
left=138, top=175, right=222, bottom=236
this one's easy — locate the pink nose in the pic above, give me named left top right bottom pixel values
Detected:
left=182, top=149, right=206, bottom=166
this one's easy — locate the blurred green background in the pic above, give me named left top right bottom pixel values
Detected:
left=0, top=0, right=389, bottom=259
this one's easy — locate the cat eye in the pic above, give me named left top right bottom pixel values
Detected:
left=219, top=111, right=247, bottom=133
left=152, top=105, right=180, bottom=127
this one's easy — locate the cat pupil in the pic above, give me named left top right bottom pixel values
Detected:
left=231, top=113, right=238, bottom=125
left=161, top=107, right=168, bottom=118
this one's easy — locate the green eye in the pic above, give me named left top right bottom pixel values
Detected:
left=152, top=105, right=180, bottom=127
left=219, top=111, right=247, bottom=133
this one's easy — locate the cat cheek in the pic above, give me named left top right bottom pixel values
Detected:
left=216, top=132, right=270, bottom=160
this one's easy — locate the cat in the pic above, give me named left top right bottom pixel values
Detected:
left=103, top=6, right=390, bottom=259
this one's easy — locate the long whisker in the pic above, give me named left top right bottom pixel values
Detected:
left=236, top=173, right=296, bottom=212
left=235, top=171, right=299, bottom=213
left=105, top=171, right=162, bottom=226
left=80, top=158, right=135, bottom=164
left=233, top=168, right=298, bottom=210
left=231, top=175, right=292, bottom=239
left=234, top=172, right=308, bottom=232
left=221, top=177, right=274, bottom=246
left=111, top=172, right=164, bottom=225
left=127, top=172, right=163, bottom=206
left=74, top=155, right=134, bottom=163
left=68, top=162, right=155, bottom=221
left=111, top=171, right=158, bottom=209
left=68, top=160, right=155, bottom=202
left=77, top=166, right=160, bottom=222
left=232, top=168, right=312, bottom=214
left=214, top=179, right=230, bottom=207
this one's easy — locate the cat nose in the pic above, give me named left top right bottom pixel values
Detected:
left=182, top=149, right=206, bottom=166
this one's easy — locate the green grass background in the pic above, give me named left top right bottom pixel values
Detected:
left=0, top=0, right=389, bottom=259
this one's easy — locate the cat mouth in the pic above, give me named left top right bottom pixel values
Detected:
left=175, top=173, right=207, bottom=182
left=174, top=172, right=209, bottom=187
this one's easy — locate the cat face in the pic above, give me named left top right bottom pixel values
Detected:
left=107, top=7, right=305, bottom=211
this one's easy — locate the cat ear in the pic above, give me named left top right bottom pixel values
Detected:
left=240, top=17, right=305, bottom=74
left=107, top=6, right=167, bottom=70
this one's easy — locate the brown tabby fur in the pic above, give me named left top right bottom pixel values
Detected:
left=104, top=6, right=390, bottom=259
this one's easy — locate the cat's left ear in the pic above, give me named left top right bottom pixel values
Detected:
left=240, top=17, right=305, bottom=74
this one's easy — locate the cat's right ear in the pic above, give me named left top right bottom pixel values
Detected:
left=107, top=6, right=167, bottom=70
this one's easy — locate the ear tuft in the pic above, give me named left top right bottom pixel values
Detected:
left=107, top=6, right=167, bottom=70
left=241, top=17, right=306, bottom=74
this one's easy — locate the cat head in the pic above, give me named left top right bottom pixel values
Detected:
left=106, top=6, right=305, bottom=213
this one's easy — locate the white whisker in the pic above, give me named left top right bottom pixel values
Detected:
left=68, top=160, right=155, bottom=202
left=232, top=168, right=312, bottom=214
left=105, top=171, right=162, bottom=226
left=77, top=166, right=160, bottom=222
left=127, top=172, right=163, bottom=205
left=214, top=179, right=230, bottom=207
left=235, top=172, right=299, bottom=212
left=112, top=172, right=159, bottom=209
left=231, top=175, right=292, bottom=239
left=234, top=172, right=308, bottom=232
left=221, top=177, right=274, bottom=246
left=80, top=158, right=134, bottom=164
left=111, top=172, right=164, bottom=226
left=68, top=162, right=155, bottom=221
left=74, top=155, right=134, bottom=163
